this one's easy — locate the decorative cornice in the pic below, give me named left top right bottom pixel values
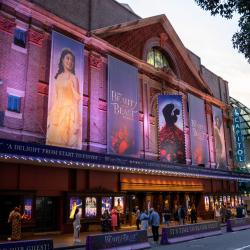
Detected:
left=0, top=15, right=15, bottom=34
left=28, top=28, right=45, bottom=47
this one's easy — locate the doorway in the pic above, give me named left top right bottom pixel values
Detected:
left=35, top=197, right=58, bottom=232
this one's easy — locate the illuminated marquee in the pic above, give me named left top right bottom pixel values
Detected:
left=233, top=108, right=245, bottom=162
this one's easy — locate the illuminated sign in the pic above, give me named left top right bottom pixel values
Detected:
left=233, top=108, right=245, bottom=162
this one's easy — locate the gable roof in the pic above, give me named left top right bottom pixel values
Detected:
left=93, top=14, right=212, bottom=95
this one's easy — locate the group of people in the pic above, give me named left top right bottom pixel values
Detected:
left=172, top=204, right=197, bottom=225
left=135, top=207, right=161, bottom=244
left=214, top=203, right=247, bottom=223
left=100, top=206, right=121, bottom=232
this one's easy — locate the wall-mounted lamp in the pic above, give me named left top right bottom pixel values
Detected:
left=0, top=80, right=3, bottom=85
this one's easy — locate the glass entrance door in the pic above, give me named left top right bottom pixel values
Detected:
left=35, top=197, right=58, bottom=232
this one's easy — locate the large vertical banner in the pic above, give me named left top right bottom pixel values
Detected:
left=46, top=31, right=84, bottom=149
left=158, top=95, right=185, bottom=163
left=233, top=108, right=246, bottom=162
left=108, top=56, right=139, bottom=157
left=212, top=106, right=227, bottom=168
left=188, top=94, right=209, bottom=166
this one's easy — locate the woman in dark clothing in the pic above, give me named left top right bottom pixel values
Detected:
left=101, top=210, right=111, bottom=232
left=190, top=204, right=197, bottom=224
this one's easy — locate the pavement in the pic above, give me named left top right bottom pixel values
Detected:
left=0, top=225, right=144, bottom=249
left=0, top=221, right=226, bottom=249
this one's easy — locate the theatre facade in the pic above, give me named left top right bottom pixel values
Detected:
left=0, top=0, right=249, bottom=234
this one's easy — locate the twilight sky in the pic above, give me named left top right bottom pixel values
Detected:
left=116, top=0, right=250, bottom=108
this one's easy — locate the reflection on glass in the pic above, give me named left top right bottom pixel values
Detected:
left=69, top=197, right=82, bottom=219
left=209, top=196, right=214, bottom=210
left=147, top=50, right=154, bottom=66
left=223, top=196, right=227, bottom=205
left=204, top=196, right=209, bottom=211
left=231, top=197, right=235, bottom=207
left=102, top=197, right=112, bottom=215
left=146, top=47, right=170, bottom=69
left=85, top=197, right=97, bottom=217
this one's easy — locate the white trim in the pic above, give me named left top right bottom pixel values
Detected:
left=15, top=20, right=28, bottom=30
left=5, top=110, right=22, bottom=119
left=7, top=87, right=25, bottom=97
left=11, top=43, right=27, bottom=54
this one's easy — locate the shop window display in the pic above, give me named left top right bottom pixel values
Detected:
left=22, top=198, right=32, bottom=222
left=85, top=197, right=97, bottom=217
left=114, top=197, right=124, bottom=214
left=223, top=196, right=227, bottom=206
left=102, top=197, right=112, bottom=215
left=69, top=197, right=82, bottom=219
left=204, top=196, right=209, bottom=211
left=209, top=196, right=214, bottom=210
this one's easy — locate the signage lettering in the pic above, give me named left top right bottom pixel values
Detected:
left=233, top=108, right=246, bottom=162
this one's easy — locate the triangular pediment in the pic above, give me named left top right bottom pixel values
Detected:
left=93, top=15, right=212, bottom=95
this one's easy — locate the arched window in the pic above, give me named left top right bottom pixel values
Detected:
left=147, top=47, right=170, bottom=70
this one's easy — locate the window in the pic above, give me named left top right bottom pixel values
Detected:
left=7, top=95, right=21, bottom=113
left=147, top=47, right=170, bottom=69
left=14, top=28, right=27, bottom=48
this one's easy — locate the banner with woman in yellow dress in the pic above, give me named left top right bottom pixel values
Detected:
left=46, top=31, right=84, bottom=149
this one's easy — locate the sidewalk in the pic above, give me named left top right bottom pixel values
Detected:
left=0, top=225, right=145, bottom=249
left=0, top=221, right=225, bottom=249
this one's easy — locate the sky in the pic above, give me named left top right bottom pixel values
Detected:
left=116, top=0, right=250, bottom=108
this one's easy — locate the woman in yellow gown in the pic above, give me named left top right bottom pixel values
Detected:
left=47, top=48, right=82, bottom=149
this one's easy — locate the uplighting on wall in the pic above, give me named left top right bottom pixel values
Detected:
left=0, top=79, right=3, bottom=85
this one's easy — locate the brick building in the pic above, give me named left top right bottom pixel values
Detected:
left=0, top=0, right=249, bottom=234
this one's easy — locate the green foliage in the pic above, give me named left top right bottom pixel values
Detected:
left=194, top=0, right=250, bottom=63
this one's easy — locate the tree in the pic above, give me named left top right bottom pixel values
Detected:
left=194, top=0, right=250, bottom=63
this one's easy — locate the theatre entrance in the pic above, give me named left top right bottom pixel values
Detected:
left=35, top=197, right=58, bottom=232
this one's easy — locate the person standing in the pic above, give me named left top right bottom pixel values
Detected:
left=101, top=210, right=111, bottom=232
left=190, top=204, right=197, bottom=224
left=111, top=206, right=118, bottom=231
left=135, top=206, right=141, bottom=230
left=9, top=207, right=22, bottom=241
left=140, top=209, right=149, bottom=230
left=178, top=205, right=186, bottom=225
left=163, top=208, right=171, bottom=227
left=73, top=208, right=81, bottom=243
left=214, top=205, right=221, bottom=222
left=149, top=208, right=160, bottom=244
left=220, top=204, right=226, bottom=223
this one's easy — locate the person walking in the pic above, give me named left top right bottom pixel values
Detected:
left=73, top=208, right=81, bottom=243
left=149, top=208, right=160, bottom=244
